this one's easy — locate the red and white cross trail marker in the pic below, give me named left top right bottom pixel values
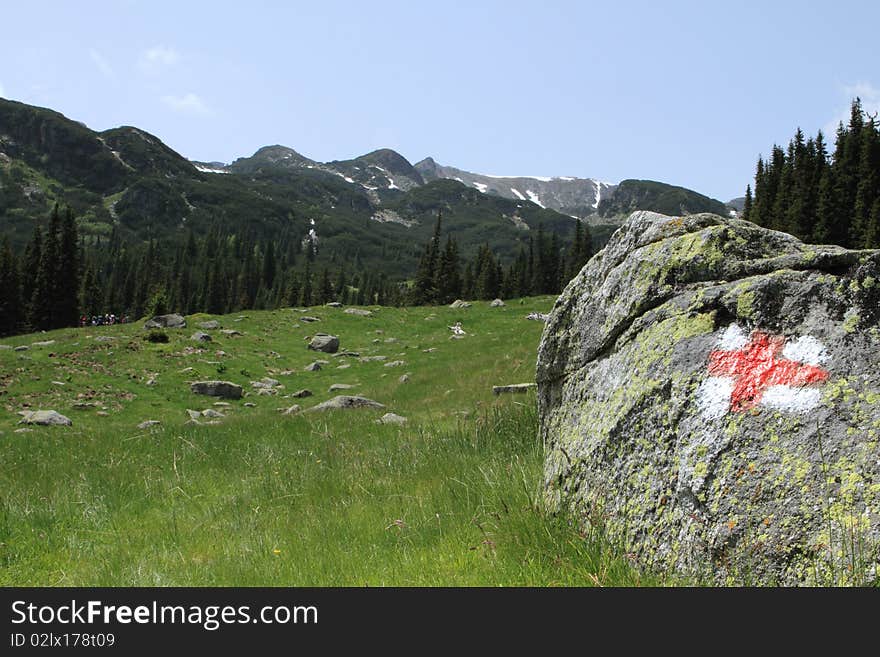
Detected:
left=697, top=325, right=830, bottom=419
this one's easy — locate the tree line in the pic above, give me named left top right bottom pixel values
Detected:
left=0, top=205, right=594, bottom=338
left=743, top=98, right=880, bottom=248
left=407, top=210, right=593, bottom=305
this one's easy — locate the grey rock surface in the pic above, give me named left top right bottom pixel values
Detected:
left=308, top=333, right=340, bottom=353
left=306, top=396, right=386, bottom=412
left=144, top=313, right=186, bottom=329
left=537, top=211, right=880, bottom=585
left=198, top=320, right=221, bottom=330
left=18, top=410, right=72, bottom=426
left=190, top=331, right=212, bottom=342
left=190, top=380, right=243, bottom=399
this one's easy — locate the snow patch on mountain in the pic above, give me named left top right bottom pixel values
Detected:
left=525, top=190, right=544, bottom=208
left=510, top=188, right=526, bottom=201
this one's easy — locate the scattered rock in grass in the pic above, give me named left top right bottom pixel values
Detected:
left=146, top=377, right=158, bottom=386
left=96, top=411, right=109, bottom=417
left=333, top=351, right=360, bottom=358
left=291, top=389, right=313, bottom=398
left=376, top=412, right=407, bottom=425
left=306, top=396, right=385, bottom=412
left=213, top=401, right=232, bottom=407
left=526, top=312, right=549, bottom=322
left=359, top=355, right=387, bottom=362
left=72, top=402, right=100, bottom=410
left=329, top=383, right=357, bottom=392
left=14, top=345, right=29, bottom=352
left=198, top=320, right=221, bottom=330
left=300, top=316, right=321, bottom=323
left=190, top=380, right=243, bottom=399
left=32, top=340, right=56, bottom=347
left=384, top=360, right=405, bottom=367
left=220, top=329, right=242, bottom=337
left=137, top=420, right=161, bottom=429
left=422, top=348, right=437, bottom=353
left=449, top=299, right=471, bottom=309
left=186, top=409, right=202, bottom=420
left=384, top=337, right=398, bottom=343
left=179, top=367, right=195, bottom=374
left=94, top=336, right=116, bottom=342
left=344, top=308, right=373, bottom=317
left=14, top=428, right=34, bottom=433
left=251, top=377, right=280, bottom=389
left=201, top=409, right=225, bottom=419
left=244, top=402, right=257, bottom=408
left=51, top=381, right=66, bottom=387
left=337, top=363, right=351, bottom=369
left=308, top=334, right=339, bottom=353
left=326, top=302, right=343, bottom=308
left=191, top=331, right=212, bottom=343
left=304, top=361, right=322, bottom=372
left=398, top=374, right=410, bottom=383
left=492, top=383, right=537, bottom=395
left=279, top=405, right=301, bottom=415
left=490, top=298, right=506, bottom=307
left=18, top=410, right=72, bottom=426
left=144, top=313, right=186, bottom=329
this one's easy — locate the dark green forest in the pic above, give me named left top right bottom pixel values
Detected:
left=743, top=98, right=880, bottom=248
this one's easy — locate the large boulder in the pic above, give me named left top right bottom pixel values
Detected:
left=308, top=333, right=340, bottom=353
left=18, top=410, right=72, bottom=426
left=305, top=396, right=385, bottom=412
left=190, top=380, right=243, bottom=399
left=537, top=211, right=880, bottom=585
left=144, top=313, right=186, bottom=329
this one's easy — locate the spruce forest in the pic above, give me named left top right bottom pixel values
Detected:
left=742, top=98, right=880, bottom=248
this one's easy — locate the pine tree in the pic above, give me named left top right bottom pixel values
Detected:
left=0, top=236, right=22, bottom=336
left=56, top=208, right=80, bottom=327
left=435, top=235, right=462, bottom=304
left=742, top=184, right=753, bottom=221
left=30, top=206, right=61, bottom=330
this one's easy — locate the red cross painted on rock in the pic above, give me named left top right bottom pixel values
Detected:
left=708, top=331, right=830, bottom=412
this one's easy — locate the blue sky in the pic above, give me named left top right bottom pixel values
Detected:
left=1, top=0, right=878, bottom=201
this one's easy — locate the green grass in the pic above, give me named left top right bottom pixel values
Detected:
left=0, top=297, right=663, bottom=586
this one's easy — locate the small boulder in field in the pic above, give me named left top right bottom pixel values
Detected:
left=398, top=374, right=410, bottom=383
left=304, top=361, right=322, bottom=372
left=191, top=331, right=212, bottom=343
left=449, top=299, right=471, bottom=309
left=376, top=412, right=407, bottom=425
left=384, top=360, right=405, bottom=368
left=305, top=396, right=385, bottom=412
left=279, top=405, right=301, bottom=415
left=291, top=389, right=313, bottom=398
left=138, top=420, right=161, bottom=429
left=144, top=313, right=186, bottom=329
left=329, top=383, right=356, bottom=392
left=220, top=329, right=242, bottom=337
left=490, top=298, right=506, bottom=307
left=190, top=380, right=243, bottom=399
left=18, top=410, right=72, bottom=426
left=326, top=302, right=343, bottom=308
left=198, top=320, right=221, bottom=330
left=308, top=333, right=339, bottom=353
left=344, top=308, right=373, bottom=317
left=300, top=316, right=321, bottom=323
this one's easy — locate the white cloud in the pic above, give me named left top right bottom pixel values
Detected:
left=89, top=48, right=115, bottom=79
left=139, top=45, right=180, bottom=74
left=161, top=92, right=212, bottom=116
left=825, top=81, right=880, bottom=135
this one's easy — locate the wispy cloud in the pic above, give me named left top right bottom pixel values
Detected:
left=161, top=92, right=212, bottom=116
left=139, top=45, right=180, bottom=74
left=825, top=81, right=880, bottom=135
left=89, top=48, right=115, bottom=79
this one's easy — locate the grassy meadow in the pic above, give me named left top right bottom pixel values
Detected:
left=0, top=297, right=665, bottom=586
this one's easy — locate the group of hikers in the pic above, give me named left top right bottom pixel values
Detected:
left=79, top=313, right=129, bottom=327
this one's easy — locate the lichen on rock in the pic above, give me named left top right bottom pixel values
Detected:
left=537, top=210, right=880, bottom=585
